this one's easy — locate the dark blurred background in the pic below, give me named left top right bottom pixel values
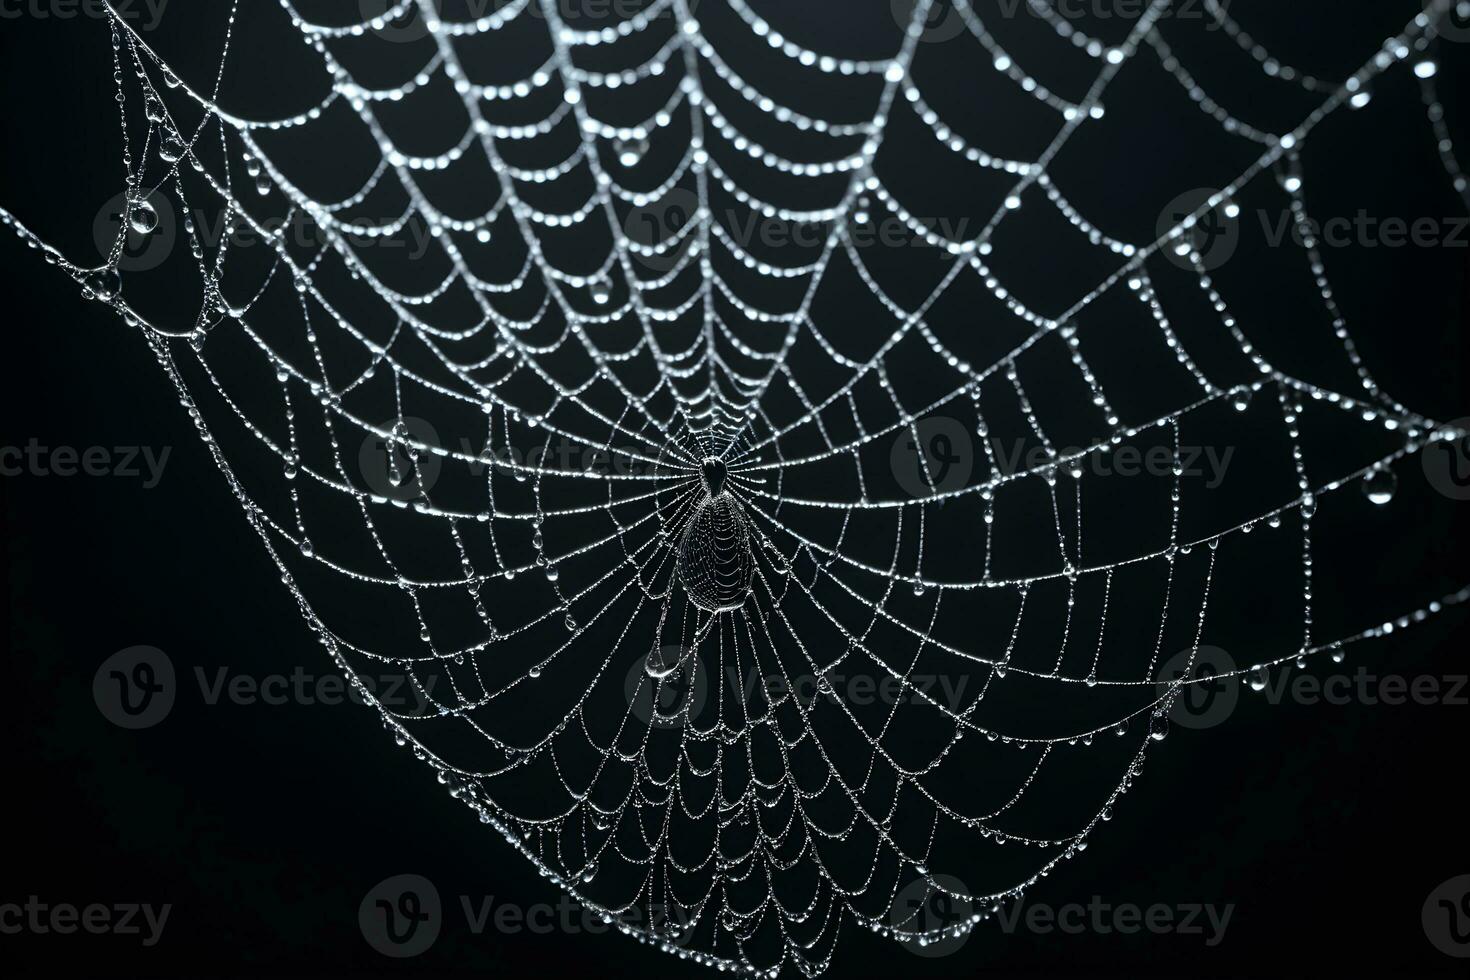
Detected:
left=2, top=2, right=1469, bottom=977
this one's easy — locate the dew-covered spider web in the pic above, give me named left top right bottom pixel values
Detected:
left=5, top=0, right=1470, bottom=974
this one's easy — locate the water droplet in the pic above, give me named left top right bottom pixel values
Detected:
left=614, top=136, right=648, bottom=167
left=1361, top=467, right=1397, bottom=506
left=128, top=198, right=159, bottom=234
left=83, top=268, right=121, bottom=303
left=1148, top=713, right=1169, bottom=742
left=1249, top=665, right=1269, bottom=692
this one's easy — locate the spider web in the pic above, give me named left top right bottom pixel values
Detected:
left=4, top=0, right=1470, bottom=974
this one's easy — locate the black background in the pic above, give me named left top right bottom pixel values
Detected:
left=3, top=2, right=1470, bottom=978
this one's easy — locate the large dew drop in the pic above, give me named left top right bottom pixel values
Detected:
left=676, top=458, right=753, bottom=613
left=1361, top=467, right=1397, bottom=506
